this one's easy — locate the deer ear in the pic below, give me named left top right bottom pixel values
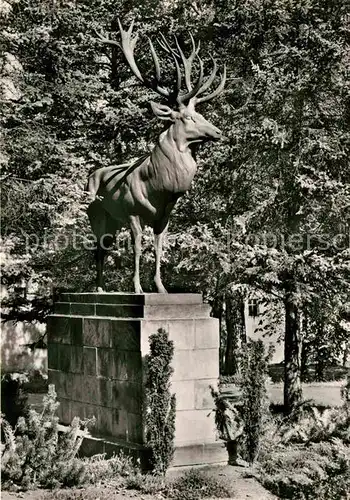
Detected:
left=150, top=101, right=177, bottom=121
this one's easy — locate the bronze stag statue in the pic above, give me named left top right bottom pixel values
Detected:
left=87, top=20, right=226, bottom=293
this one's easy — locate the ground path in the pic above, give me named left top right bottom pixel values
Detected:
left=1, top=465, right=276, bottom=500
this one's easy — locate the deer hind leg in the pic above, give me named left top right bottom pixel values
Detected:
left=87, top=200, right=116, bottom=292
left=129, top=215, right=144, bottom=294
left=153, top=220, right=169, bottom=294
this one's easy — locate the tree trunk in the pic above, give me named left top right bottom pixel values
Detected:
left=223, top=291, right=245, bottom=376
left=284, top=285, right=302, bottom=414
left=343, top=342, right=349, bottom=367
left=300, top=312, right=310, bottom=382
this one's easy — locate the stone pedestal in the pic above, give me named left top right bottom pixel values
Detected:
left=47, top=293, right=226, bottom=467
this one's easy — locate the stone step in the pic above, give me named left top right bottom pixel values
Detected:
left=53, top=302, right=211, bottom=319
left=59, top=292, right=203, bottom=306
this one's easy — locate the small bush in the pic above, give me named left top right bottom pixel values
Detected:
left=1, top=385, right=93, bottom=490
left=258, top=439, right=350, bottom=499
left=125, top=471, right=165, bottom=493
left=144, top=328, right=176, bottom=475
left=167, top=468, right=232, bottom=500
left=82, top=452, right=135, bottom=486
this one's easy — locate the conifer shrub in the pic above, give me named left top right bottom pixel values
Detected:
left=144, top=328, right=176, bottom=475
left=1, top=385, right=94, bottom=490
left=239, top=340, right=273, bottom=464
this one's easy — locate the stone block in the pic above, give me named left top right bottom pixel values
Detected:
left=70, top=317, right=83, bottom=345
left=194, top=379, right=218, bottom=409
left=97, top=406, right=113, bottom=436
left=97, top=350, right=141, bottom=381
left=79, top=436, right=105, bottom=457
left=71, top=345, right=83, bottom=373
left=70, top=400, right=85, bottom=421
left=202, top=442, right=227, bottom=464
left=71, top=373, right=84, bottom=401
left=63, top=293, right=144, bottom=305
left=110, top=320, right=140, bottom=351
left=171, top=381, right=195, bottom=410
left=57, top=398, right=71, bottom=424
left=174, top=410, right=217, bottom=445
left=111, top=408, right=128, bottom=440
left=171, top=442, right=227, bottom=467
left=84, top=403, right=98, bottom=421
left=172, top=444, right=204, bottom=467
left=193, top=349, right=219, bottom=379
left=84, top=318, right=111, bottom=347
left=125, top=352, right=142, bottom=382
left=172, top=349, right=218, bottom=381
left=127, top=413, right=143, bottom=443
left=113, top=351, right=140, bottom=381
left=96, top=304, right=143, bottom=318
left=48, top=343, right=59, bottom=370
left=47, top=316, right=70, bottom=344
left=98, top=377, right=111, bottom=407
left=49, top=369, right=72, bottom=398
left=110, top=381, right=142, bottom=414
left=143, top=294, right=202, bottom=306
left=54, top=302, right=71, bottom=315
left=168, top=320, right=195, bottom=350
left=140, top=320, right=168, bottom=355
left=172, top=350, right=193, bottom=381
left=71, top=303, right=95, bottom=315
left=194, top=318, right=219, bottom=349
left=58, top=344, right=71, bottom=372
left=82, top=375, right=100, bottom=404
left=83, top=347, right=97, bottom=376
left=144, top=304, right=211, bottom=319
left=96, top=348, right=111, bottom=378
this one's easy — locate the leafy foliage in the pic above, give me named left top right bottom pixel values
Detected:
left=144, top=328, right=176, bottom=475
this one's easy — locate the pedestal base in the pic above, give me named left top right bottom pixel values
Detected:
left=48, top=293, right=226, bottom=467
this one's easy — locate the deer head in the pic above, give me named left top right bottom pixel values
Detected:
left=97, top=21, right=226, bottom=148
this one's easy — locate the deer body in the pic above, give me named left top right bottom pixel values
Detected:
left=88, top=21, right=225, bottom=293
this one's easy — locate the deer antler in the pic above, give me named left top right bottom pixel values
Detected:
left=169, top=32, right=226, bottom=106
left=117, top=19, right=172, bottom=99
left=95, top=20, right=226, bottom=106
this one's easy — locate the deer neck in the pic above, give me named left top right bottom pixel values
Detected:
left=149, top=125, right=197, bottom=194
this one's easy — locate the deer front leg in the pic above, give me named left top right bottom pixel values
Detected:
left=129, top=216, right=143, bottom=293
left=95, top=245, right=106, bottom=293
left=153, top=221, right=169, bottom=294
